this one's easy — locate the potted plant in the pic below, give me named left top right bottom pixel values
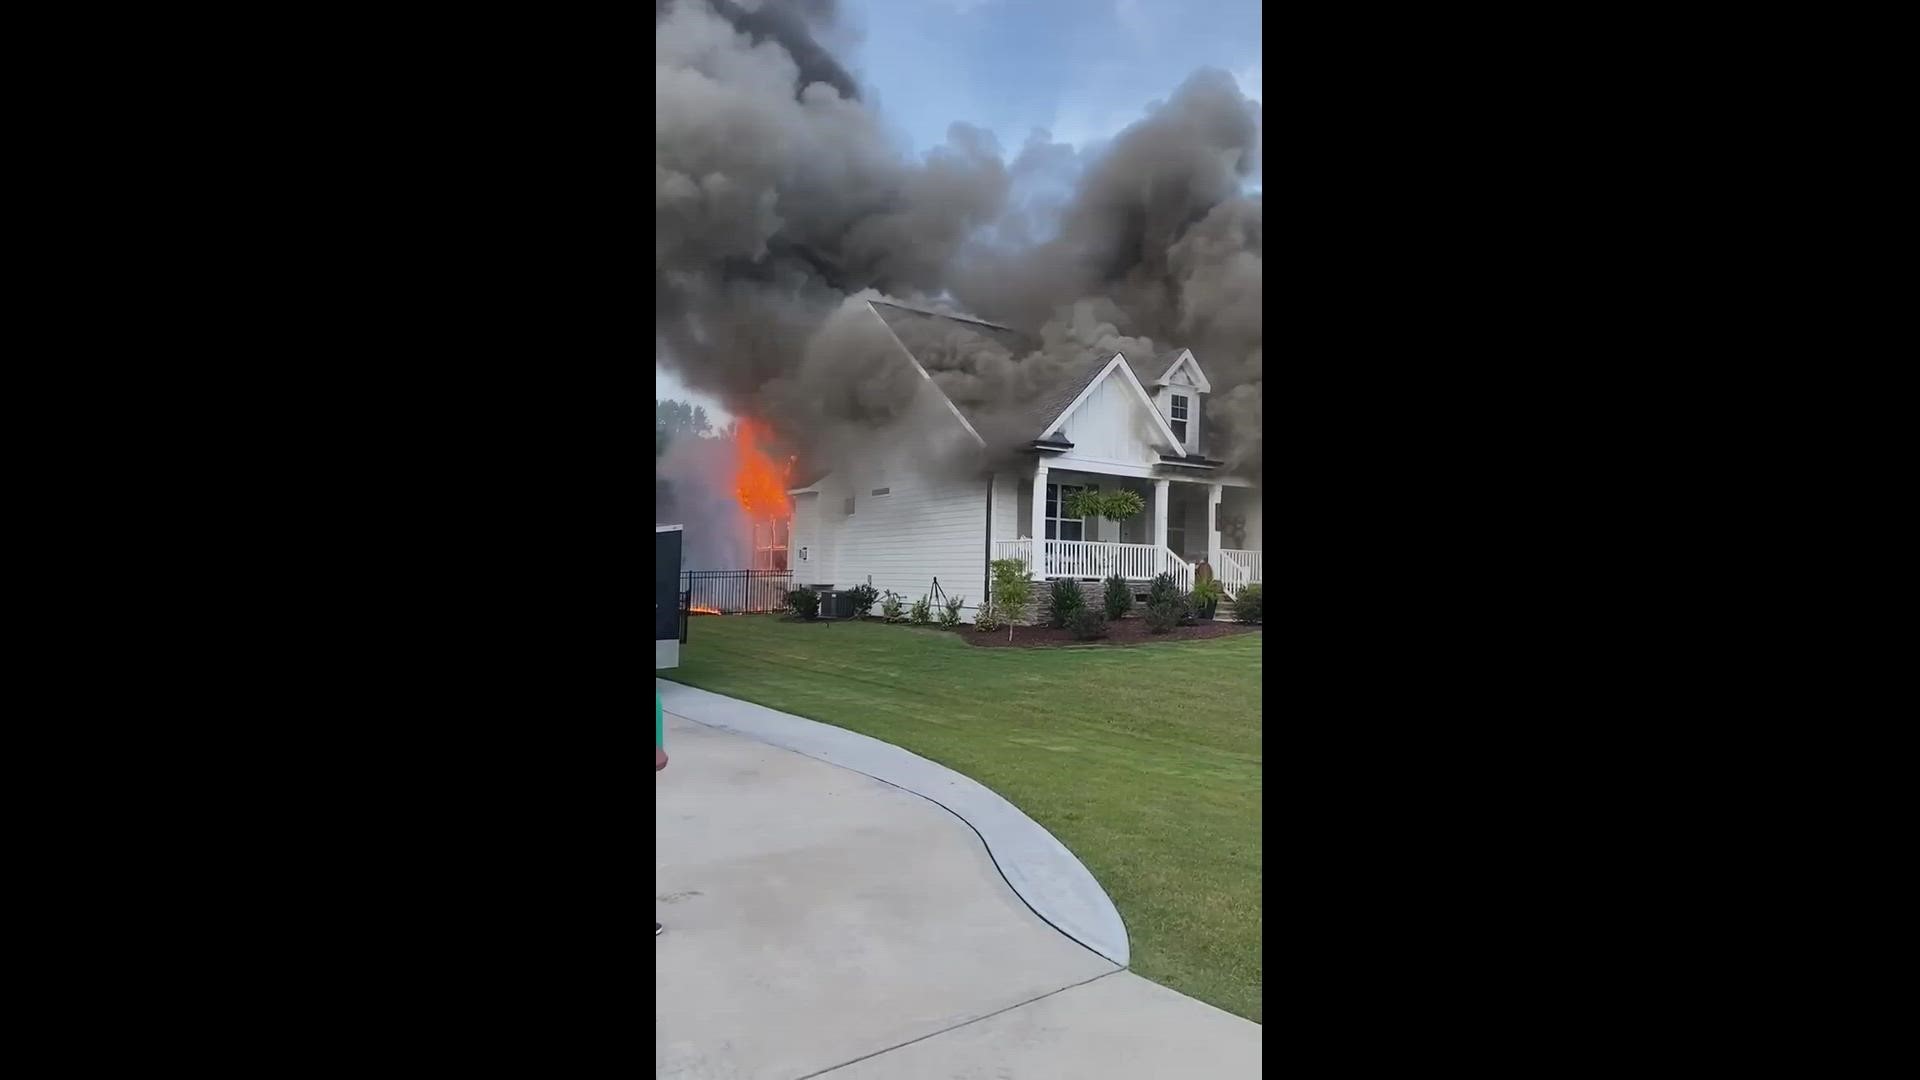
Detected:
left=1189, top=577, right=1224, bottom=620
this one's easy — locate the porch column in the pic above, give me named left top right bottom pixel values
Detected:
left=1031, top=460, right=1049, bottom=578
left=1207, top=483, right=1223, bottom=570
left=1153, top=478, right=1169, bottom=551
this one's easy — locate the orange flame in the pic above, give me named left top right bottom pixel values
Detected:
left=733, top=419, right=793, bottom=520
left=689, top=606, right=721, bottom=615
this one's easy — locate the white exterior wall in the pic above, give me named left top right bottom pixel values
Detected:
left=789, top=491, right=824, bottom=583
left=1060, top=374, right=1166, bottom=467
left=990, top=470, right=1023, bottom=543
left=805, top=466, right=990, bottom=620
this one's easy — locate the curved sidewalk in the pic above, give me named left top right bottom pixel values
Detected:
left=655, top=679, right=1260, bottom=1079
left=656, top=679, right=1128, bottom=966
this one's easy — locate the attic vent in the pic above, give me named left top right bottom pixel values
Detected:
left=870, top=487, right=891, bottom=497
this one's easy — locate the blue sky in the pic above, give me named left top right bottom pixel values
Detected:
left=659, top=0, right=1263, bottom=418
left=840, top=0, right=1261, bottom=157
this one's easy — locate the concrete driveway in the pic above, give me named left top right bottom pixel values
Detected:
left=655, top=682, right=1260, bottom=1078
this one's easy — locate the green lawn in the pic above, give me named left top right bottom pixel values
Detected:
left=663, top=615, right=1263, bottom=1022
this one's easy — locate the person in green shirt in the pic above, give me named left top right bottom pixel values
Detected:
left=656, top=694, right=668, bottom=937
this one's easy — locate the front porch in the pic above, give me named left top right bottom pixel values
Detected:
left=993, top=465, right=1262, bottom=595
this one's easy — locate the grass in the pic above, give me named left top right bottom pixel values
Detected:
left=662, top=615, right=1263, bottom=1022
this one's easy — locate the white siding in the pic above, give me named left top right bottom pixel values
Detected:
left=805, top=465, right=990, bottom=620
left=990, top=470, right=1023, bottom=543
left=1061, top=374, right=1165, bottom=466
left=789, top=491, right=824, bottom=584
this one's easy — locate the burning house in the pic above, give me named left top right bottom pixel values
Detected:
left=655, top=0, right=1263, bottom=615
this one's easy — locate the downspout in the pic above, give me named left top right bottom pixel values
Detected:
left=982, top=473, right=993, bottom=617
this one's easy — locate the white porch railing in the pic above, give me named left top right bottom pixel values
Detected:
left=1219, top=548, right=1263, bottom=595
left=994, top=539, right=1033, bottom=574
left=994, top=538, right=1193, bottom=590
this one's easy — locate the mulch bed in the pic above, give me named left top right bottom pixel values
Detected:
left=825, top=614, right=1257, bottom=648
left=751, top=612, right=1260, bottom=648
left=959, top=617, right=1259, bottom=648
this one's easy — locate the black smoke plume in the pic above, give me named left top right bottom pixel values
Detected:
left=656, top=0, right=1262, bottom=482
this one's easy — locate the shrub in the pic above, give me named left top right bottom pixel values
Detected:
left=974, top=601, right=1001, bottom=632
left=940, top=595, right=965, bottom=629
left=879, top=590, right=904, bottom=622
left=1144, top=598, right=1181, bottom=633
left=846, top=583, right=879, bottom=618
left=1047, top=578, right=1085, bottom=628
left=1147, top=572, right=1180, bottom=609
left=1102, top=574, right=1133, bottom=621
left=1190, top=577, right=1224, bottom=608
left=909, top=595, right=933, bottom=625
left=785, top=588, right=821, bottom=620
left=989, top=558, right=1033, bottom=642
left=1233, top=583, right=1263, bottom=624
left=1068, top=607, right=1107, bottom=641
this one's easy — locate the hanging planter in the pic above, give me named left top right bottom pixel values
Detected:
left=1063, top=489, right=1146, bottom=523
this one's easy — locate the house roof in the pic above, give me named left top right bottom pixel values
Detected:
left=868, top=300, right=1164, bottom=451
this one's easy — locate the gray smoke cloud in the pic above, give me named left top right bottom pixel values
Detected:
left=656, top=0, right=1262, bottom=481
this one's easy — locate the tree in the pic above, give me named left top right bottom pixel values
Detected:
left=655, top=399, right=712, bottom=456
left=989, top=558, right=1033, bottom=643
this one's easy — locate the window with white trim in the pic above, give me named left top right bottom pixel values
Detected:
left=753, top=518, right=789, bottom=571
left=1044, top=483, right=1086, bottom=541
left=1170, top=394, right=1189, bottom=443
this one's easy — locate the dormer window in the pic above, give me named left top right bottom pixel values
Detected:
left=1170, top=394, right=1189, bottom=443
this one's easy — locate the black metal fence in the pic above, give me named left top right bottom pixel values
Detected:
left=681, top=570, right=793, bottom=614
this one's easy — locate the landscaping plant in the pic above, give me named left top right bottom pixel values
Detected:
left=1189, top=577, right=1224, bottom=619
left=1147, top=572, right=1180, bottom=610
left=1068, top=607, right=1108, bottom=641
left=1102, top=573, right=1133, bottom=621
left=1144, top=598, right=1181, bottom=633
left=988, top=558, right=1033, bottom=643
left=1047, top=578, right=1084, bottom=628
left=940, top=595, right=965, bottom=629
left=1232, top=583, right=1263, bottom=624
left=909, top=595, right=933, bottom=625
left=846, top=583, right=879, bottom=619
left=1064, top=488, right=1146, bottom=523
left=785, top=588, right=821, bottom=621
left=880, top=590, right=904, bottom=622
left=973, top=601, right=1001, bottom=632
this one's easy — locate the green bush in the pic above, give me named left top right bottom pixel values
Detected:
left=880, top=590, right=904, bottom=622
left=1047, top=578, right=1085, bottom=628
left=1147, top=572, right=1180, bottom=609
left=1068, top=607, right=1107, bottom=641
left=909, top=595, right=933, bottom=625
left=940, top=595, right=965, bottom=629
left=1144, top=598, right=1181, bottom=633
left=1233, top=583, right=1263, bottom=624
left=846, top=583, right=879, bottom=618
left=974, top=601, right=1001, bottom=632
left=785, top=588, right=821, bottom=620
left=1102, top=574, right=1133, bottom=621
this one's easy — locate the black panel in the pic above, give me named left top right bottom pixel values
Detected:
left=655, top=530, right=682, bottom=641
